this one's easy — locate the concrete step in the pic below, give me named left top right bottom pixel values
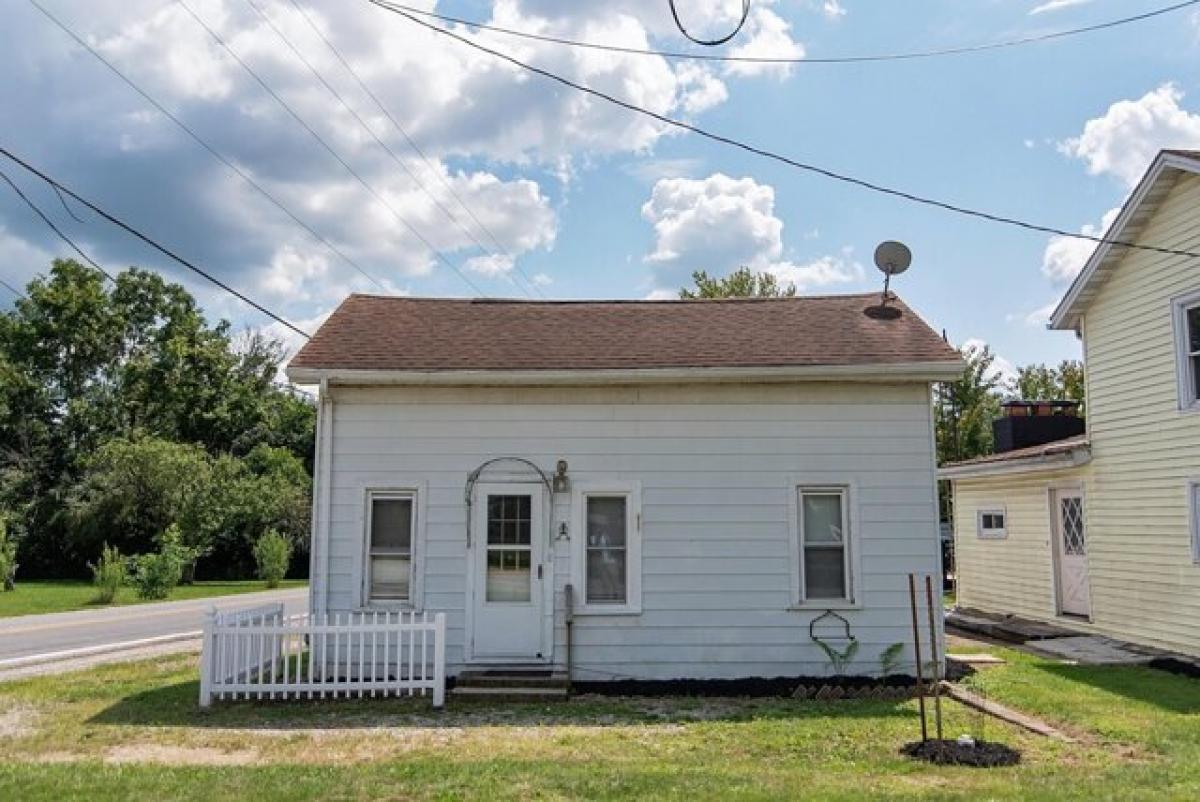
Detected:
left=450, top=685, right=569, bottom=701
left=457, top=670, right=569, bottom=689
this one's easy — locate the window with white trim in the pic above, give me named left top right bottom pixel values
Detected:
left=977, top=508, right=1008, bottom=539
left=1190, top=481, right=1200, bottom=564
left=1173, top=293, right=1200, bottom=410
left=365, top=491, right=416, bottom=603
left=571, top=483, right=642, bottom=614
left=797, top=487, right=853, bottom=603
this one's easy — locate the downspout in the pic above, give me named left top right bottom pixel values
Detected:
left=306, top=380, right=324, bottom=619
left=317, top=379, right=334, bottom=615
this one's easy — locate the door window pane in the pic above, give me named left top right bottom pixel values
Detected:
left=486, top=495, right=532, bottom=602
left=585, top=496, right=627, bottom=604
left=487, top=549, right=531, bottom=602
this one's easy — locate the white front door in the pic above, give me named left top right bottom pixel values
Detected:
left=468, top=483, right=546, bottom=661
left=1054, top=490, right=1090, bottom=617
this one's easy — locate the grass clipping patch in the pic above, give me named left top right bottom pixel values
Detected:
left=901, top=739, right=1021, bottom=768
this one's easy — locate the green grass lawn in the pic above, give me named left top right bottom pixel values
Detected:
left=0, top=643, right=1196, bottom=800
left=0, top=579, right=307, bottom=618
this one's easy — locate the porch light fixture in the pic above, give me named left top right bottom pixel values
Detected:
left=552, top=459, right=570, bottom=493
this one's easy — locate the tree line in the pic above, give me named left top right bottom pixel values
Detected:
left=0, top=260, right=314, bottom=581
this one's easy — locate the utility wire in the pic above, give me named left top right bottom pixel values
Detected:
left=373, top=0, right=1200, bottom=65
left=26, top=0, right=389, bottom=292
left=378, top=3, right=1200, bottom=262
left=0, top=167, right=116, bottom=281
left=243, top=0, right=535, bottom=299
left=0, top=148, right=312, bottom=340
left=177, top=0, right=488, bottom=296
left=669, top=0, right=751, bottom=47
left=285, top=0, right=547, bottom=298
left=0, top=276, right=26, bottom=301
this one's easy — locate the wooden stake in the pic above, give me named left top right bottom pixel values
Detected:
left=908, top=573, right=928, bottom=743
left=925, top=574, right=944, bottom=742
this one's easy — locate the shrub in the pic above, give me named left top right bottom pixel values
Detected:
left=89, top=544, right=126, bottom=604
left=253, top=529, right=292, bottom=589
left=0, top=513, right=16, bottom=591
left=130, top=525, right=187, bottom=600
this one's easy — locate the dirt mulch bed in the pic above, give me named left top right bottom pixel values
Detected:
left=573, top=675, right=920, bottom=699
left=901, top=738, right=1021, bottom=768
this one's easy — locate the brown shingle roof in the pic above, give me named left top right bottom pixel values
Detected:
left=288, top=293, right=960, bottom=374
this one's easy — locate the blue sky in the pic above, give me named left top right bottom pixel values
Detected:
left=2, top=0, right=1200, bottom=380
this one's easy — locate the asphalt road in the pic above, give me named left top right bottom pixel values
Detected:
left=0, top=587, right=308, bottom=665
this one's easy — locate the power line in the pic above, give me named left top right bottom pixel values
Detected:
left=285, top=0, right=547, bottom=298
left=243, top=0, right=536, bottom=299
left=26, top=0, right=389, bottom=292
left=373, top=0, right=1200, bottom=65
left=378, top=3, right=1200, bottom=262
left=177, top=0, right=489, bottom=296
left=0, top=276, right=26, bottom=301
left=0, top=148, right=312, bottom=340
left=0, top=167, right=116, bottom=281
left=669, top=0, right=751, bottom=47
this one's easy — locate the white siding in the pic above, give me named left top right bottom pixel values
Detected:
left=315, top=382, right=942, bottom=679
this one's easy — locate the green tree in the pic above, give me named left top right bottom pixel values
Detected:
left=679, top=267, right=797, bottom=299
left=935, top=344, right=1005, bottom=466
left=0, top=260, right=315, bottom=577
left=1014, top=359, right=1086, bottom=416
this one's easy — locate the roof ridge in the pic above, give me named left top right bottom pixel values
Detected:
left=347, top=291, right=888, bottom=304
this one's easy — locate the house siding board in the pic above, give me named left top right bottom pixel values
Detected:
left=317, top=382, right=941, bottom=679
left=1079, top=171, right=1200, bottom=657
left=951, top=468, right=1086, bottom=622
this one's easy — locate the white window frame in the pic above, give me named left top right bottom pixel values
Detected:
left=359, top=485, right=427, bottom=609
left=570, top=481, right=642, bottom=615
left=789, top=485, right=857, bottom=608
left=976, top=507, right=1008, bottom=539
left=1189, top=480, right=1200, bottom=564
left=1171, top=290, right=1200, bottom=412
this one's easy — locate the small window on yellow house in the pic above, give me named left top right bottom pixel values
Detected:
left=977, top=508, right=1007, bottom=539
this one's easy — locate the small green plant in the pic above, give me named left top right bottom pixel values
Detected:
left=879, top=642, right=905, bottom=676
left=253, top=528, right=293, bottom=589
left=88, top=543, right=126, bottom=604
left=813, top=636, right=860, bottom=677
left=130, top=525, right=187, bottom=600
left=0, top=512, right=17, bottom=591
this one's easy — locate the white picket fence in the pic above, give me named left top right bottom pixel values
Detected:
left=199, top=605, right=446, bottom=707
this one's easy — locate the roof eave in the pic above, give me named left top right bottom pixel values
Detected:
left=287, top=359, right=967, bottom=387
left=937, top=446, right=1091, bottom=480
left=1049, top=150, right=1200, bottom=331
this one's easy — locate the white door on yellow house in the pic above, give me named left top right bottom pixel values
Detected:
left=1054, top=490, right=1090, bottom=617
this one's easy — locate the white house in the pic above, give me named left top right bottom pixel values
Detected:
left=941, top=149, right=1200, bottom=658
left=286, top=293, right=962, bottom=682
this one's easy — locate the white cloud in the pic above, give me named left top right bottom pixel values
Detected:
left=1030, top=0, right=1092, bottom=15
left=1059, top=83, right=1200, bottom=187
left=464, top=253, right=515, bottom=277
left=640, top=173, right=863, bottom=292
left=1016, top=299, right=1060, bottom=327
left=822, top=2, right=847, bottom=20
left=643, top=173, right=782, bottom=266
left=724, top=6, right=806, bottom=79
left=962, top=337, right=1018, bottom=388
left=1040, top=207, right=1119, bottom=283
left=643, top=288, right=679, bottom=300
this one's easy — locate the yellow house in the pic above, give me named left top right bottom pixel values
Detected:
left=941, top=149, right=1200, bottom=658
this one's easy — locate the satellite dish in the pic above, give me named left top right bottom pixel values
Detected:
left=864, top=240, right=912, bottom=320
left=874, top=241, right=912, bottom=277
